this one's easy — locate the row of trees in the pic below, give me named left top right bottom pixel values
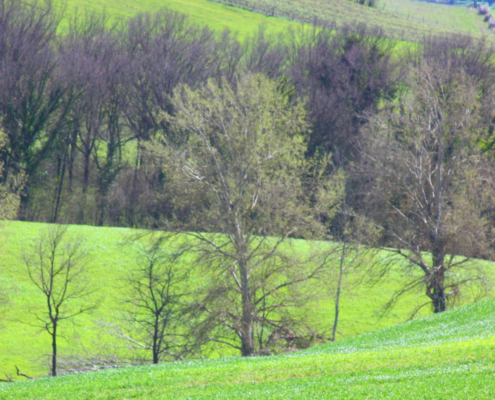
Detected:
left=2, top=0, right=495, bottom=377
left=0, top=0, right=397, bottom=227
left=16, top=65, right=495, bottom=375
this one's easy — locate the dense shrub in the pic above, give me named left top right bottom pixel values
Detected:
left=478, top=5, right=490, bottom=14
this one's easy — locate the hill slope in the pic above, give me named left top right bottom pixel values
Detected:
left=2, top=298, right=495, bottom=398
left=55, top=0, right=297, bottom=38
left=54, top=0, right=490, bottom=41
left=0, top=221, right=491, bottom=379
left=212, top=0, right=489, bottom=40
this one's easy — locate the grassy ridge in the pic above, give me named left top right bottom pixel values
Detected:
left=0, top=221, right=489, bottom=378
left=2, top=297, right=494, bottom=398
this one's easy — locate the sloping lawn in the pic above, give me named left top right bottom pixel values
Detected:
left=2, top=298, right=494, bottom=398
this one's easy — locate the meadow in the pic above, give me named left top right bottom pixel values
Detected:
left=55, top=0, right=297, bottom=38
left=2, top=0, right=494, bottom=393
left=211, top=0, right=488, bottom=41
left=1, top=293, right=494, bottom=398
left=52, top=0, right=491, bottom=41
left=0, top=221, right=490, bottom=379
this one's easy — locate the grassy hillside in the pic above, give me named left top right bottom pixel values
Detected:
left=209, top=0, right=489, bottom=40
left=55, top=0, right=297, bottom=38
left=2, top=297, right=494, bottom=398
left=0, top=221, right=490, bottom=378
left=53, top=0, right=490, bottom=41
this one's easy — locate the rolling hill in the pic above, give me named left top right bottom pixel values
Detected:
left=3, top=0, right=495, bottom=390
left=0, top=221, right=491, bottom=379
left=52, top=0, right=491, bottom=41
left=2, top=295, right=494, bottom=398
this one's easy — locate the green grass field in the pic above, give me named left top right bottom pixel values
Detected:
left=212, top=0, right=489, bottom=41
left=2, top=294, right=494, bottom=398
left=52, top=0, right=491, bottom=41
left=55, top=0, right=297, bottom=38
left=0, top=221, right=490, bottom=379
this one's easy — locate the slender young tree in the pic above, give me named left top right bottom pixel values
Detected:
left=24, top=226, right=94, bottom=376
left=113, top=236, right=191, bottom=364
left=329, top=208, right=375, bottom=341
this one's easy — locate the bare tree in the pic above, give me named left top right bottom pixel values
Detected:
left=154, top=74, right=343, bottom=356
left=24, top=225, right=94, bottom=376
left=111, top=235, right=192, bottom=364
left=0, top=0, right=75, bottom=219
left=362, top=60, right=494, bottom=313
left=288, top=25, right=399, bottom=164
left=326, top=207, right=377, bottom=341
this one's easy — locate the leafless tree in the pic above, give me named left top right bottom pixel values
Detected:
left=288, top=24, right=399, bottom=164
left=327, top=206, right=378, bottom=341
left=23, top=225, right=95, bottom=376
left=111, top=235, right=192, bottom=364
left=56, top=13, right=119, bottom=223
left=361, top=59, right=495, bottom=313
left=0, top=0, right=75, bottom=219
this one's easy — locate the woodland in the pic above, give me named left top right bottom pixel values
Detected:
left=1, top=0, right=495, bottom=379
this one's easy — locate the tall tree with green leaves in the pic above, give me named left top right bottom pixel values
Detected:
left=154, top=74, right=342, bottom=356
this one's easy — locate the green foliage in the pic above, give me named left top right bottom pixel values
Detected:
left=156, top=74, right=341, bottom=356
left=162, top=74, right=311, bottom=234
left=2, top=298, right=495, bottom=398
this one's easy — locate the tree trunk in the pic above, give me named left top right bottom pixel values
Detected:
left=51, top=159, right=66, bottom=223
left=67, top=130, right=78, bottom=193
left=331, top=240, right=346, bottom=342
left=428, top=270, right=447, bottom=313
left=431, top=282, right=446, bottom=313
left=240, top=300, right=254, bottom=356
left=18, top=181, right=31, bottom=221
left=240, top=260, right=254, bottom=356
left=153, top=316, right=159, bottom=364
left=428, top=247, right=447, bottom=313
left=83, top=151, right=91, bottom=195
left=51, top=323, right=57, bottom=377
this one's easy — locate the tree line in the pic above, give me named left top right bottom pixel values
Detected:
left=1, top=0, right=495, bottom=377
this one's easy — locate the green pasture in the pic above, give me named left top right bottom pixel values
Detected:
left=0, top=221, right=490, bottom=379
left=379, top=0, right=485, bottom=35
left=54, top=0, right=297, bottom=38
left=2, top=294, right=495, bottom=398
left=205, top=0, right=490, bottom=41
left=52, top=0, right=491, bottom=42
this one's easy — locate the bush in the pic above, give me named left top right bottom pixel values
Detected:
left=478, top=5, right=490, bottom=15
left=357, top=0, right=375, bottom=6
